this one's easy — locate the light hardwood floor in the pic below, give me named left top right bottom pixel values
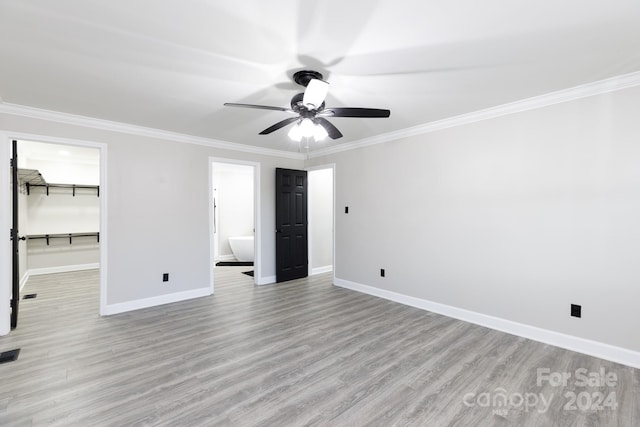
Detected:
left=1, top=268, right=638, bottom=426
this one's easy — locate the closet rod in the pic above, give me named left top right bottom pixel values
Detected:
left=26, top=232, right=100, bottom=246
left=26, top=183, right=100, bottom=197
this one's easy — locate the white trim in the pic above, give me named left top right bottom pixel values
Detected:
left=334, top=278, right=640, bottom=369
left=256, top=275, right=276, bottom=286
left=3, top=72, right=639, bottom=162
left=103, top=287, right=211, bottom=316
left=19, top=272, right=30, bottom=292
left=208, top=159, right=215, bottom=295
left=98, top=142, right=108, bottom=317
left=0, top=102, right=304, bottom=160
left=0, top=133, right=12, bottom=336
left=311, top=265, right=333, bottom=275
left=308, top=70, right=640, bottom=158
left=0, top=134, right=11, bottom=335
left=28, top=263, right=100, bottom=276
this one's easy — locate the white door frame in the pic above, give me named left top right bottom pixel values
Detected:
left=0, top=132, right=108, bottom=336
left=209, top=157, right=261, bottom=289
left=306, top=163, right=336, bottom=281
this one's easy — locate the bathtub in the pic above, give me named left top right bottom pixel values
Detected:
left=228, top=236, right=254, bottom=262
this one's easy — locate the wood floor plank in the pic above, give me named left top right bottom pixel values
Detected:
left=0, top=267, right=637, bottom=426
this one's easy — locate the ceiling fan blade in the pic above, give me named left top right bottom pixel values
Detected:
left=323, top=107, right=390, bottom=118
left=302, top=79, right=329, bottom=110
left=315, top=118, right=343, bottom=140
left=259, top=117, right=300, bottom=135
left=224, top=103, right=294, bottom=113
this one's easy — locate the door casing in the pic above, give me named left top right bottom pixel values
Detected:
left=1, top=133, right=108, bottom=336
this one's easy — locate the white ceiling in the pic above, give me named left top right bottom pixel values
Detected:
left=18, top=141, right=99, bottom=166
left=1, top=1, right=640, bottom=153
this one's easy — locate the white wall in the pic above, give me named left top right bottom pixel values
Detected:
left=212, top=163, right=254, bottom=260
left=0, top=111, right=303, bottom=330
left=26, top=191, right=99, bottom=235
left=308, top=168, right=333, bottom=273
left=308, top=84, right=640, bottom=357
left=27, top=238, right=99, bottom=271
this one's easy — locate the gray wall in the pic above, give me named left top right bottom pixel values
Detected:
left=308, top=85, right=640, bottom=353
left=0, top=112, right=303, bottom=324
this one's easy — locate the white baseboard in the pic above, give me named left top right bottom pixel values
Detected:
left=103, top=287, right=212, bottom=316
left=334, top=278, right=640, bottom=369
left=311, top=265, right=333, bottom=275
left=19, top=272, right=30, bottom=292
left=257, top=275, right=276, bottom=286
left=28, top=263, right=100, bottom=276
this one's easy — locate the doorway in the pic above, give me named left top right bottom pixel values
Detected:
left=274, top=165, right=334, bottom=284
left=210, top=158, right=260, bottom=289
left=2, top=135, right=107, bottom=334
left=275, top=168, right=308, bottom=283
left=308, top=165, right=334, bottom=276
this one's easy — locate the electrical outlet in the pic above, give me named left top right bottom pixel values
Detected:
left=163, top=273, right=169, bottom=282
left=380, top=268, right=385, bottom=277
left=571, top=304, right=581, bottom=318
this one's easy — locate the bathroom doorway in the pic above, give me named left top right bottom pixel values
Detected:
left=210, top=159, right=259, bottom=287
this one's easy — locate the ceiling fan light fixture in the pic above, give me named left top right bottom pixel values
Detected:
left=302, top=79, right=329, bottom=110
left=299, top=118, right=316, bottom=137
left=288, top=121, right=303, bottom=142
left=313, top=123, right=328, bottom=141
left=288, top=118, right=327, bottom=142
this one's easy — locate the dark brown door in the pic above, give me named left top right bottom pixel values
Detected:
left=10, top=140, right=20, bottom=328
left=275, top=168, right=308, bottom=282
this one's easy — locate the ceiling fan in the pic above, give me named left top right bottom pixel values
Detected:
left=224, top=70, right=390, bottom=142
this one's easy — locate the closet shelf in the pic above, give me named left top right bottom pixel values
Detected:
left=26, top=232, right=100, bottom=245
left=18, top=168, right=99, bottom=197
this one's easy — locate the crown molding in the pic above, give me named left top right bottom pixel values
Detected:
left=3, top=70, right=640, bottom=161
left=0, top=102, right=305, bottom=160
left=308, top=70, right=640, bottom=159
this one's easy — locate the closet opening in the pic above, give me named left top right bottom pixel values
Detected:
left=9, top=138, right=106, bottom=330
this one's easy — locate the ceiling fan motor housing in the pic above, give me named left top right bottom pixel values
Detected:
left=290, top=93, right=324, bottom=116
left=293, top=70, right=324, bottom=87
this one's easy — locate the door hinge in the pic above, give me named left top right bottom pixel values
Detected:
left=9, top=229, right=24, bottom=241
